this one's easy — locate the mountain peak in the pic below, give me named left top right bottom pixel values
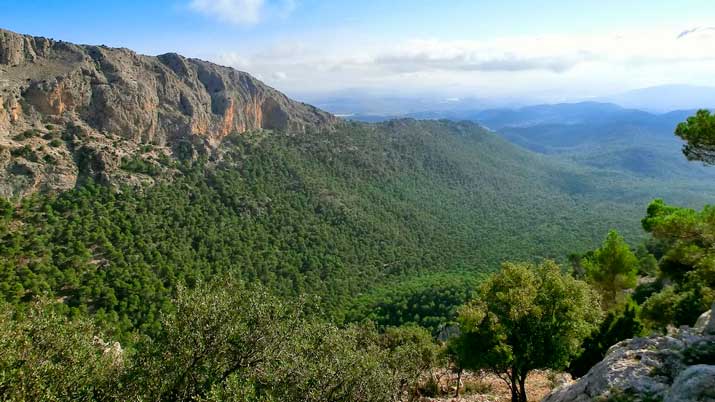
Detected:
left=0, top=28, right=337, bottom=196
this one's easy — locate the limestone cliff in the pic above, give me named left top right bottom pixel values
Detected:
left=0, top=28, right=337, bottom=196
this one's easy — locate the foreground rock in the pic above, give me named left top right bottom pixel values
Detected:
left=543, top=305, right=715, bottom=402
left=0, top=28, right=337, bottom=196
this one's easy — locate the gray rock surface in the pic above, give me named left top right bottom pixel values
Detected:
left=694, top=308, right=712, bottom=334
left=701, top=303, right=715, bottom=335
left=664, top=365, right=715, bottom=402
left=543, top=307, right=715, bottom=402
left=0, top=28, right=338, bottom=196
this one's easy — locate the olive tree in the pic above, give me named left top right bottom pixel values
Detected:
left=266, top=322, right=394, bottom=402
left=451, top=261, right=601, bottom=402
left=379, top=325, right=440, bottom=401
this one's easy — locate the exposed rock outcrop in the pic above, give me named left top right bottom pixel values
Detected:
left=694, top=305, right=715, bottom=336
left=665, top=365, right=715, bottom=402
left=544, top=305, right=715, bottom=402
left=0, top=28, right=337, bottom=197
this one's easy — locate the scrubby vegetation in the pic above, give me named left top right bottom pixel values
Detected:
left=639, top=198, right=715, bottom=327
left=0, top=280, right=436, bottom=402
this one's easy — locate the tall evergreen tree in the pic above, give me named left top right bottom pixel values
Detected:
left=582, top=230, right=638, bottom=310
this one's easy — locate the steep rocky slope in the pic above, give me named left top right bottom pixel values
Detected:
left=544, top=305, right=715, bottom=402
left=0, top=28, right=336, bottom=196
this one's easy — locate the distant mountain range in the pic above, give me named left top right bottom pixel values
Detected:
left=597, top=84, right=715, bottom=113
left=465, top=102, right=712, bottom=180
left=337, top=100, right=715, bottom=183
left=335, top=98, right=715, bottom=180
left=303, top=84, right=715, bottom=119
left=296, top=91, right=533, bottom=118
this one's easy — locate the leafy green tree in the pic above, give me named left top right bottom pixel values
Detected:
left=121, top=278, right=407, bottom=402
left=452, top=261, right=601, bottom=402
left=635, top=244, right=658, bottom=277
left=444, top=328, right=488, bottom=397
left=582, top=230, right=638, bottom=310
left=675, top=109, right=715, bottom=164
left=267, top=322, right=394, bottom=402
left=0, top=198, right=11, bottom=221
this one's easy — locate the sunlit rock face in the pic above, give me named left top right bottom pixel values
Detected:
left=0, top=28, right=337, bottom=196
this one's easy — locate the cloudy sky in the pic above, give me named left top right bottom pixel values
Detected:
left=2, top=0, right=715, bottom=102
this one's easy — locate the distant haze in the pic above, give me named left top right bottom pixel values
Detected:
left=298, top=85, right=715, bottom=117
left=596, top=85, right=715, bottom=113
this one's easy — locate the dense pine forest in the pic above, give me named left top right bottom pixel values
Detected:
left=3, top=119, right=711, bottom=338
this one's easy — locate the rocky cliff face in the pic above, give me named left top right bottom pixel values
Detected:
left=0, top=28, right=337, bottom=196
left=544, top=305, right=715, bottom=402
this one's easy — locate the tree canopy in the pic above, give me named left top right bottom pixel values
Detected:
left=450, top=261, right=601, bottom=402
left=582, top=230, right=639, bottom=310
left=639, top=199, right=715, bottom=327
left=675, top=109, right=715, bottom=164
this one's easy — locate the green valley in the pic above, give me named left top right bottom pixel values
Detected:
left=2, top=119, right=714, bottom=338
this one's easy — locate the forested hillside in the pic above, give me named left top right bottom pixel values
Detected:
left=3, top=118, right=715, bottom=338
left=406, top=102, right=715, bottom=181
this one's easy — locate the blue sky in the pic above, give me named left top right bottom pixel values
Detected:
left=2, top=1, right=715, bottom=101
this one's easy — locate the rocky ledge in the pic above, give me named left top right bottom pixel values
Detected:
left=544, top=304, right=715, bottom=402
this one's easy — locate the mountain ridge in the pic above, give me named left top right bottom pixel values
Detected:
left=0, top=28, right=337, bottom=196
left=597, top=84, right=715, bottom=113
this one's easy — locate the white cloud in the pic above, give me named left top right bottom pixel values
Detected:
left=189, top=0, right=295, bottom=26
left=214, top=52, right=252, bottom=68
left=206, top=25, right=715, bottom=98
left=372, top=41, right=597, bottom=73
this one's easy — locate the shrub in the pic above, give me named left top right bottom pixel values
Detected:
left=0, top=300, right=124, bottom=401
left=120, top=156, right=160, bottom=176
left=12, top=129, right=40, bottom=141
left=11, top=145, right=38, bottom=162
left=463, top=378, right=493, bottom=395
left=569, top=301, right=644, bottom=377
